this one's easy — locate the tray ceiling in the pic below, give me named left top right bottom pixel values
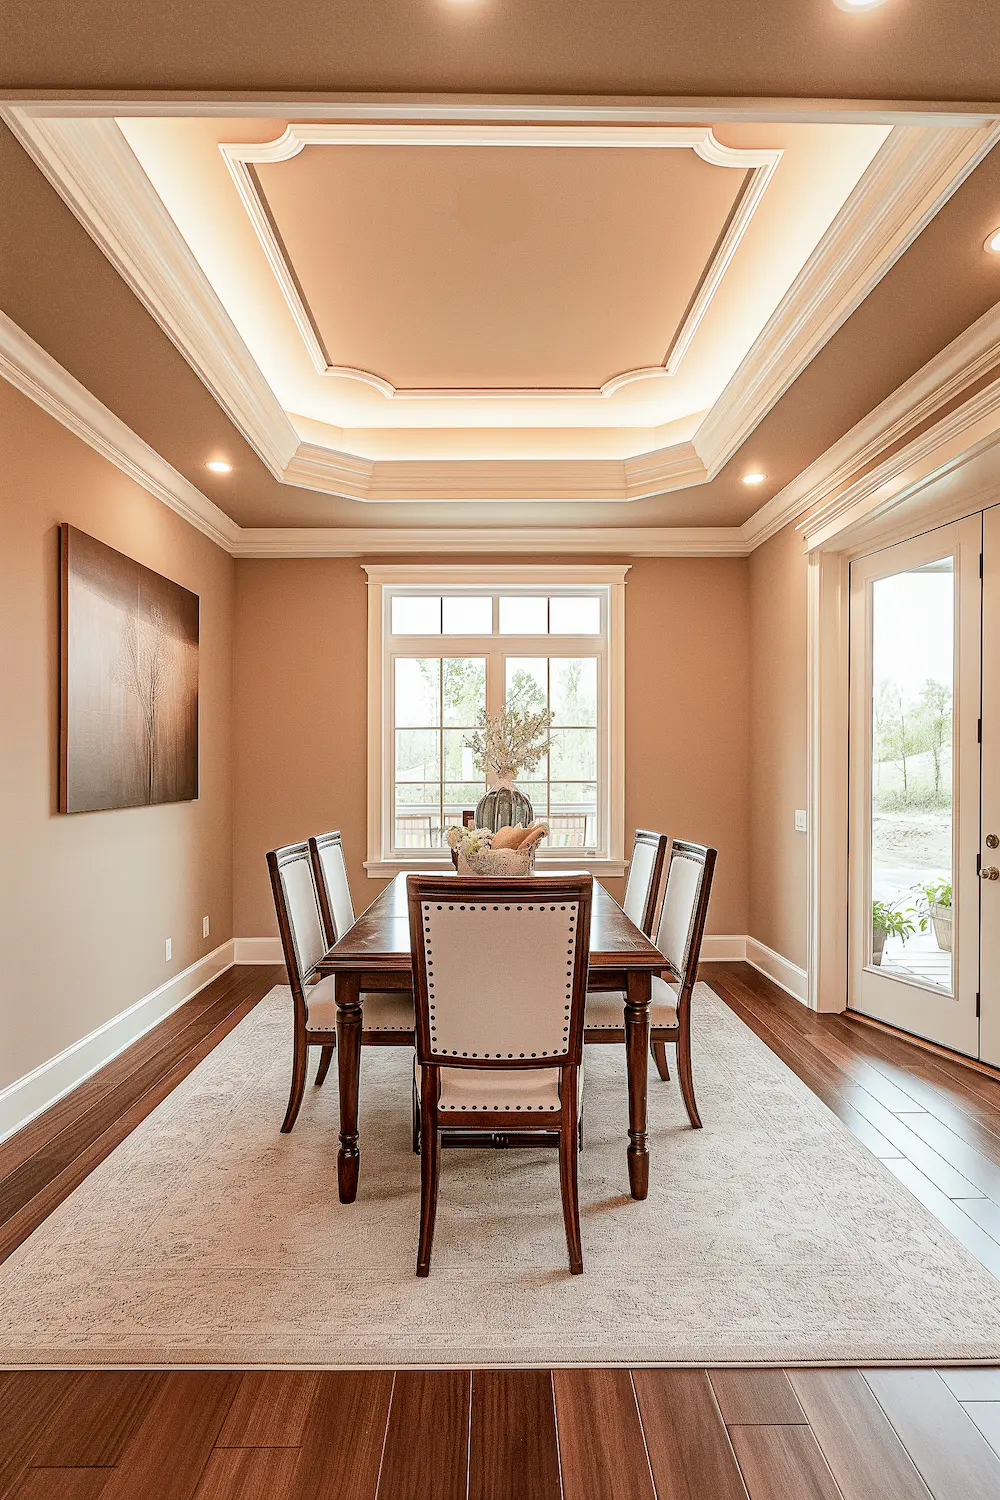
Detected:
left=8, top=99, right=996, bottom=509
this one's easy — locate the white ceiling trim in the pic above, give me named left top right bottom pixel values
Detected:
left=16, top=96, right=1000, bottom=127
left=695, top=119, right=1000, bottom=476
left=0, top=312, right=240, bottom=551
left=220, top=121, right=780, bottom=397
left=798, top=375, right=1000, bottom=552
left=0, top=314, right=746, bottom=556
left=5, top=310, right=998, bottom=563
left=282, top=442, right=709, bottom=504
left=1, top=110, right=300, bottom=481
left=4, top=100, right=993, bottom=509
left=232, top=527, right=750, bottom=559
left=743, top=301, right=1000, bottom=548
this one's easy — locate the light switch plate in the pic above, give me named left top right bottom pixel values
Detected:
left=203, top=916, right=210, bottom=939
left=794, top=809, right=808, bottom=833
left=165, top=937, right=172, bottom=962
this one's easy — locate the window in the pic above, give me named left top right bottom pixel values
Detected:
left=366, top=566, right=627, bottom=875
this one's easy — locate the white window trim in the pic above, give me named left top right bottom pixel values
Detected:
left=364, top=564, right=629, bottom=877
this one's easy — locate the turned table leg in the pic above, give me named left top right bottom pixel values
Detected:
left=624, top=970, right=652, bottom=1200
left=335, top=973, right=363, bottom=1203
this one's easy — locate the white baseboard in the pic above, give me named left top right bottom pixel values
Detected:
left=0, top=940, right=236, bottom=1144
left=746, top=937, right=809, bottom=1005
left=233, top=937, right=283, bottom=964
left=699, top=934, right=747, bottom=961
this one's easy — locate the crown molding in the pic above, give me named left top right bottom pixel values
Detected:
left=230, top=527, right=750, bottom=559
left=695, top=119, right=1000, bottom=477
left=4, top=101, right=994, bottom=511
left=283, top=441, right=707, bottom=504
left=220, top=121, right=779, bottom=396
left=1, top=109, right=300, bottom=479
left=10, top=95, right=999, bottom=126
left=6, top=305, right=998, bottom=566
left=0, top=313, right=240, bottom=551
left=799, top=373, right=1000, bottom=552
left=743, top=300, right=1000, bottom=549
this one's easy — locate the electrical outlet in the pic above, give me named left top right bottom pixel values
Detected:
left=203, top=916, right=210, bottom=939
left=165, top=937, right=172, bottom=962
left=794, top=809, right=808, bottom=833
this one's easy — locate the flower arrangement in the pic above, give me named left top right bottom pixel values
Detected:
left=464, top=704, right=555, bottom=789
left=446, top=821, right=548, bottom=875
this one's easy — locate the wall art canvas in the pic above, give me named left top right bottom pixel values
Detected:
left=60, top=524, right=199, bottom=812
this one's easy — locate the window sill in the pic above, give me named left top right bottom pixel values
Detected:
left=364, top=856, right=628, bottom=879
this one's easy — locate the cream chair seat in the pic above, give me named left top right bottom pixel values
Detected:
left=584, top=975, right=678, bottom=1031
left=305, top=977, right=414, bottom=1034
left=414, top=1057, right=586, bottom=1113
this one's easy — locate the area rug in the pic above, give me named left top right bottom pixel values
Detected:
left=3, top=983, right=1000, bottom=1368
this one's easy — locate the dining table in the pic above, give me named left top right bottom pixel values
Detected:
left=315, top=870, right=666, bottom=1205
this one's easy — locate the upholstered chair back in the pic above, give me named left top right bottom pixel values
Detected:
left=654, top=840, right=717, bottom=985
left=267, top=842, right=327, bottom=993
left=407, top=876, right=593, bottom=1067
left=309, top=831, right=357, bottom=945
left=621, top=829, right=667, bottom=936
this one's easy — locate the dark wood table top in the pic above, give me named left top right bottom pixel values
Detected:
left=317, top=871, right=665, bottom=974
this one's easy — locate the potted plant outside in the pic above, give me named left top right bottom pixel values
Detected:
left=916, top=880, right=953, bottom=952
left=871, top=898, right=918, bottom=966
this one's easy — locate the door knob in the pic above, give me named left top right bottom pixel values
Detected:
left=982, top=865, right=1000, bottom=881
left=987, top=833, right=1000, bottom=849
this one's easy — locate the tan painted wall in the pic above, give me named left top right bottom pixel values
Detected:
left=0, top=383, right=235, bottom=1091
left=233, top=554, right=750, bottom=941
left=748, top=521, right=809, bottom=969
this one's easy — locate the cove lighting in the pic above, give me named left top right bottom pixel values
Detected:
left=986, top=227, right=1000, bottom=255
left=206, top=460, right=232, bottom=473
left=742, top=472, right=767, bottom=486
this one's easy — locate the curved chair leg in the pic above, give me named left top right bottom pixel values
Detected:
left=314, top=1043, right=335, bottom=1087
left=559, top=1072, right=584, bottom=1275
left=676, top=1024, right=702, bottom=1130
left=411, top=1078, right=421, bottom=1155
left=416, top=1071, right=439, bottom=1277
left=651, top=1040, right=671, bottom=1081
left=281, top=1030, right=308, bottom=1133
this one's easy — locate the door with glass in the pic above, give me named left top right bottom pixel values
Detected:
left=848, top=516, right=982, bottom=1055
left=980, top=505, right=1000, bottom=1066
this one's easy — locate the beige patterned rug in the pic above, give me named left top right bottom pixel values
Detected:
left=3, top=983, right=1000, bottom=1368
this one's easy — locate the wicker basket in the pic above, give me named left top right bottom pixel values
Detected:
left=456, top=845, right=537, bottom=876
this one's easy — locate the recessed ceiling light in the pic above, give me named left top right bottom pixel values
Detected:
left=833, top=0, right=887, bottom=9
left=985, top=226, right=1000, bottom=255
left=206, top=460, right=232, bottom=474
left=742, top=472, right=767, bottom=486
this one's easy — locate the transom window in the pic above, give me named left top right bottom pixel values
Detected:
left=365, top=567, right=627, bottom=875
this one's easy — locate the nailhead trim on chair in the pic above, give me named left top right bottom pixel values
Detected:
left=423, top=901, right=577, bottom=1060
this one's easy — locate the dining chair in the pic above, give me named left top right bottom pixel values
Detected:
left=621, top=828, right=668, bottom=937
left=308, top=830, right=357, bottom=948
left=267, top=840, right=415, bottom=1133
left=406, top=873, right=593, bottom=1276
left=585, top=839, right=717, bottom=1130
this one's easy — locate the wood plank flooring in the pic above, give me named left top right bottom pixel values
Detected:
left=1, top=1365, right=1000, bottom=1499
left=2, top=961, right=1000, bottom=1497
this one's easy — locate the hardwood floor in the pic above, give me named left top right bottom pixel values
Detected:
left=3, top=960, right=1000, bottom=1497
left=2, top=1365, right=1000, bottom=1499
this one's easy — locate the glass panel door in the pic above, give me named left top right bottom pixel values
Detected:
left=979, top=505, right=1000, bottom=1067
left=848, top=517, right=982, bottom=1056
